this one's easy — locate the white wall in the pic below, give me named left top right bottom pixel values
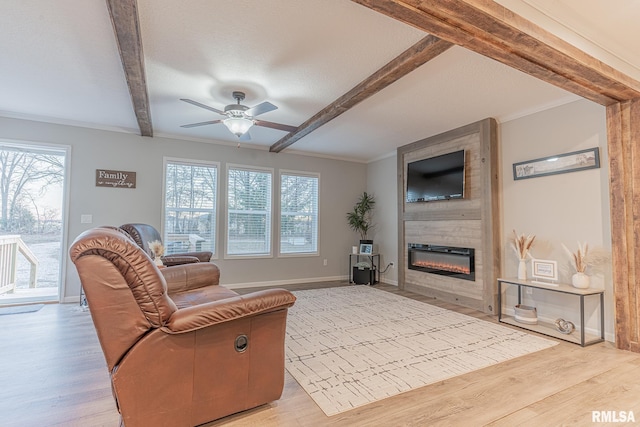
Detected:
left=367, top=153, right=398, bottom=285
left=0, top=117, right=367, bottom=301
left=501, top=99, right=612, bottom=339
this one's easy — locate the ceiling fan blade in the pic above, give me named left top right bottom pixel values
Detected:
left=246, top=101, right=277, bottom=117
left=180, top=98, right=225, bottom=115
left=180, top=120, right=222, bottom=128
left=254, top=120, right=297, bottom=133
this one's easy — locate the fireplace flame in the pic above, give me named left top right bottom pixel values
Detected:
left=412, top=260, right=470, bottom=275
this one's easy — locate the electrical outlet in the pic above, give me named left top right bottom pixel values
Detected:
left=323, top=259, right=328, bottom=266
left=526, top=287, right=533, bottom=295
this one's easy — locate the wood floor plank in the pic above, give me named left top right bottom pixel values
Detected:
left=2, top=282, right=639, bottom=426
left=488, top=358, right=640, bottom=426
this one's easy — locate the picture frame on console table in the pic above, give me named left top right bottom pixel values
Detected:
left=513, top=147, right=600, bottom=180
left=531, top=259, right=558, bottom=283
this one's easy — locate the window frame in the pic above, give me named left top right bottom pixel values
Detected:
left=162, top=157, right=220, bottom=260
left=278, top=169, right=320, bottom=257
left=224, top=163, right=274, bottom=259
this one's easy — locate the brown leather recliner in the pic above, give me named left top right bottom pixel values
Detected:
left=120, top=223, right=212, bottom=267
left=69, top=226, right=296, bottom=427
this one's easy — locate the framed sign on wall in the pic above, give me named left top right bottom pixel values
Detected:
left=96, top=169, right=136, bottom=188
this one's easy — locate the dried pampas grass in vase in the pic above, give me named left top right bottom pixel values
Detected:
left=562, top=241, right=590, bottom=288
left=512, top=230, right=535, bottom=280
left=148, top=240, right=165, bottom=267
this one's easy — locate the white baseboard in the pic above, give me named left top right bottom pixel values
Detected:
left=223, top=275, right=348, bottom=290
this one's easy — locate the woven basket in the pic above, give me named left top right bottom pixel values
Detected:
left=514, top=304, right=538, bottom=325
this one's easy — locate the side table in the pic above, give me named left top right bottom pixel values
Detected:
left=349, top=253, right=380, bottom=285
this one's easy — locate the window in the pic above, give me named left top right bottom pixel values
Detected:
left=226, top=166, right=272, bottom=256
left=280, top=172, right=319, bottom=254
left=163, top=159, right=217, bottom=257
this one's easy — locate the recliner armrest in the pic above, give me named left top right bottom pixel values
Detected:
left=169, top=251, right=213, bottom=263
left=161, top=255, right=200, bottom=266
left=161, top=263, right=221, bottom=293
left=161, top=289, right=296, bottom=334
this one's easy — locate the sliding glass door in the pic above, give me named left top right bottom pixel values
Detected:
left=0, top=141, right=68, bottom=304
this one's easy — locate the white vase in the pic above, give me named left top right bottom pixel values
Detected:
left=518, top=259, right=527, bottom=280
left=572, top=272, right=590, bottom=289
left=154, top=257, right=164, bottom=267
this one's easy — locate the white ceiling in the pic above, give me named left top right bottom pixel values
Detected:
left=1, top=1, right=638, bottom=163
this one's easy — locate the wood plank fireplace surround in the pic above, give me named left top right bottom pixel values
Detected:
left=397, top=118, right=500, bottom=314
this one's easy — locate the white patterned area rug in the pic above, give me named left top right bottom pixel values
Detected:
left=285, top=286, right=557, bottom=416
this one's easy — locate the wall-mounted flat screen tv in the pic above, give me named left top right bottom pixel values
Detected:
left=406, top=150, right=466, bottom=203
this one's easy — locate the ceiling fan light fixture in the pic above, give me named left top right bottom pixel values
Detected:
left=223, top=116, right=253, bottom=137
left=181, top=91, right=290, bottom=137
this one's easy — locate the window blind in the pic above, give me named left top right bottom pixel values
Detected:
left=280, top=172, right=319, bottom=254
left=164, top=160, right=217, bottom=255
left=227, top=167, right=272, bottom=256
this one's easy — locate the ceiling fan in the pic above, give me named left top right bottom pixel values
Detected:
left=180, top=91, right=297, bottom=140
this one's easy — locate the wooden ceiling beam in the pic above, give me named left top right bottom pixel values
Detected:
left=270, top=34, right=452, bottom=153
left=351, top=0, right=640, bottom=106
left=106, top=0, right=153, bottom=137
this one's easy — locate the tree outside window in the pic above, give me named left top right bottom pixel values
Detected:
left=227, top=167, right=272, bottom=256
left=0, top=144, right=66, bottom=296
left=164, top=160, right=217, bottom=255
left=0, top=148, right=64, bottom=234
left=280, top=172, right=318, bottom=254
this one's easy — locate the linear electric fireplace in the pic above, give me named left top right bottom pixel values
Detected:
left=408, top=243, right=475, bottom=281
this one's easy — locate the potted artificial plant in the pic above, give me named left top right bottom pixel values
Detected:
left=346, top=192, right=376, bottom=244
left=346, top=192, right=376, bottom=284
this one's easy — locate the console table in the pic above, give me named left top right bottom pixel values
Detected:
left=498, top=277, right=604, bottom=346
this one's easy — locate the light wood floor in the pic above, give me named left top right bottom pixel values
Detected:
left=2, top=282, right=639, bottom=426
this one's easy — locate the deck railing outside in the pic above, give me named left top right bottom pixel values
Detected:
left=0, top=235, right=39, bottom=295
